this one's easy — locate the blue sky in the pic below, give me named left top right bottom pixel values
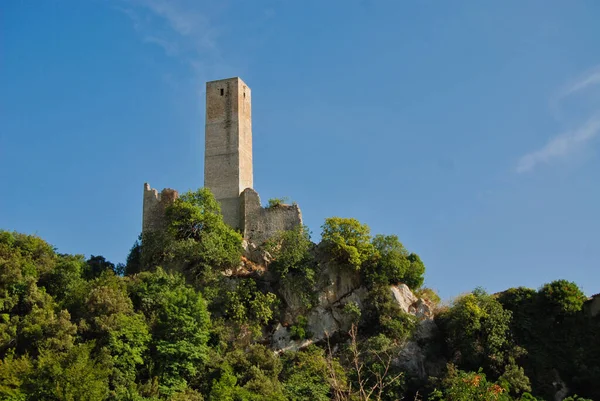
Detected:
left=2, top=0, right=599, bottom=300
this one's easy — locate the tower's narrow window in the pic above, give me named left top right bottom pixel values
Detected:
left=243, top=92, right=246, bottom=98
left=220, top=88, right=224, bottom=96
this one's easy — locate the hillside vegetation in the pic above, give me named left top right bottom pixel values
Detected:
left=0, top=188, right=598, bottom=401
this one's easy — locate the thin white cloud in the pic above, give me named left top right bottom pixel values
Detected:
left=549, top=65, right=600, bottom=121
left=516, top=117, right=600, bottom=173
left=114, top=0, right=274, bottom=85
left=143, top=35, right=179, bottom=56
left=561, top=66, right=600, bottom=98
left=518, top=64, right=600, bottom=173
left=139, top=1, right=196, bottom=36
left=115, top=0, right=223, bottom=83
left=131, top=0, right=216, bottom=47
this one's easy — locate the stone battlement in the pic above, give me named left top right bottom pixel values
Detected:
left=142, top=184, right=303, bottom=246
left=585, top=293, right=600, bottom=317
left=241, top=188, right=302, bottom=245
left=142, top=183, right=178, bottom=233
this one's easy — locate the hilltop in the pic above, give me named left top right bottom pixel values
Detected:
left=1, top=188, right=598, bottom=401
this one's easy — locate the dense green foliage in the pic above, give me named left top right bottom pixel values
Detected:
left=224, top=278, right=279, bottom=338
left=265, top=225, right=314, bottom=281
left=436, top=288, right=515, bottom=375
left=128, top=188, right=243, bottom=292
left=321, top=219, right=425, bottom=291
left=265, top=225, right=317, bottom=311
left=321, top=217, right=374, bottom=270
left=435, top=284, right=599, bottom=401
left=1, top=189, right=598, bottom=400
left=128, top=268, right=210, bottom=395
left=364, top=234, right=425, bottom=289
left=430, top=365, right=513, bottom=401
left=496, top=283, right=599, bottom=400
left=281, top=346, right=345, bottom=401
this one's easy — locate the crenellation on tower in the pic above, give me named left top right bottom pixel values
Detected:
left=142, top=183, right=178, bottom=233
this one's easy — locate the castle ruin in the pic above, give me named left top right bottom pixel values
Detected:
left=142, top=77, right=302, bottom=244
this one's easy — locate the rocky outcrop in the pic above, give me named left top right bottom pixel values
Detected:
left=273, top=261, right=368, bottom=353
left=388, top=284, right=441, bottom=379
left=391, top=284, right=418, bottom=313
left=238, top=240, right=441, bottom=377
left=273, top=277, right=440, bottom=372
left=390, top=284, right=434, bottom=321
left=552, top=370, right=569, bottom=401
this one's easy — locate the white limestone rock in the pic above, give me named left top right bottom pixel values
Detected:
left=390, top=284, right=418, bottom=314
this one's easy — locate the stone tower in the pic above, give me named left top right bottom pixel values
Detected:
left=204, top=77, right=253, bottom=229
left=143, top=76, right=301, bottom=244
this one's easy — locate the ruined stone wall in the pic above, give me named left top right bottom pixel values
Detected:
left=240, top=188, right=302, bottom=245
left=142, top=183, right=179, bottom=233
left=585, top=294, right=600, bottom=317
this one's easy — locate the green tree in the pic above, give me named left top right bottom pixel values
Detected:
left=436, top=288, right=513, bottom=376
left=321, top=217, right=374, bottom=270
left=126, top=189, right=243, bottom=286
left=496, top=287, right=537, bottom=345
left=83, top=255, right=116, bottom=280
left=24, top=342, right=111, bottom=401
left=404, top=253, right=425, bottom=289
left=124, top=237, right=143, bottom=276
left=282, top=346, right=346, bottom=401
left=0, top=352, right=31, bottom=400
left=363, top=284, right=416, bottom=341
left=538, top=280, right=587, bottom=316
left=498, top=360, right=532, bottom=396
left=0, top=275, right=77, bottom=359
left=289, top=315, right=310, bottom=340
left=80, top=273, right=150, bottom=396
left=0, top=231, right=57, bottom=281
left=208, top=345, right=286, bottom=401
left=208, top=364, right=239, bottom=401
left=364, top=235, right=410, bottom=285
left=170, top=387, right=204, bottom=401
left=224, top=279, right=279, bottom=339
left=430, top=364, right=512, bottom=401
left=264, top=225, right=313, bottom=280
left=498, top=282, right=599, bottom=400
left=0, top=231, right=60, bottom=351
left=363, top=234, right=425, bottom=289
left=348, top=332, right=407, bottom=401
left=265, top=226, right=317, bottom=311
left=38, top=254, right=86, bottom=308
left=128, top=268, right=210, bottom=396
left=138, top=188, right=243, bottom=293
